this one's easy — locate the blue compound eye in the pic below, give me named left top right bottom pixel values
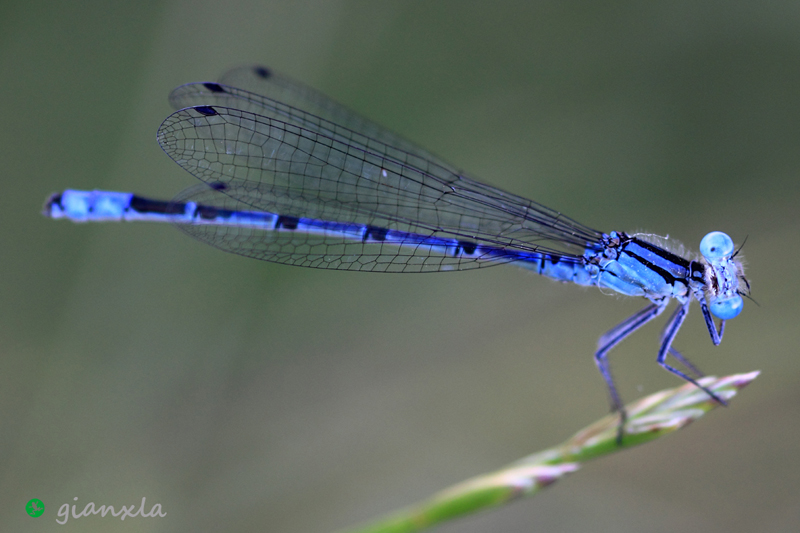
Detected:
left=709, top=295, right=744, bottom=319
left=700, top=231, right=735, bottom=261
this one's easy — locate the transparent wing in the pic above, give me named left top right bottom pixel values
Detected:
left=169, top=70, right=459, bottom=179
left=168, top=68, right=601, bottom=244
left=220, top=65, right=444, bottom=168
left=157, top=102, right=596, bottom=272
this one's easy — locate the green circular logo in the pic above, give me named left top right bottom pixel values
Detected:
left=26, top=498, right=45, bottom=517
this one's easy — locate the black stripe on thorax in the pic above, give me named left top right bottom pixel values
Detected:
left=623, top=237, right=691, bottom=286
left=629, top=238, right=692, bottom=269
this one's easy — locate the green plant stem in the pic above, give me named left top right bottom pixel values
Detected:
left=339, top=371, right=760, bottom=533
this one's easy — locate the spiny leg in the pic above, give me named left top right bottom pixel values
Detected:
left=657, top=301, right=728, bottom=406
left=595, top=301, right=667, bottom=444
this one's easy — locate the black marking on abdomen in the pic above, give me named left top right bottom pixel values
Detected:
left=196, top=205, right=228, bottom=220
left=130, top=195, right=185, bottom=215
left=537, top=254, right=552, bottom=275
left=363, top=226, right=388, bottom=242
left=203, top=82, right=226, bottom=93
left=275, top=215, right=299, bottom=230
left=456, top=241, right=477, bottom=256
left=194, top=106, right=217, bottom=116
left=49, top=193, right=63, bottom=207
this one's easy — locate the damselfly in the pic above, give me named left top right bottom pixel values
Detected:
left=44, top=66, right=749, bottom=440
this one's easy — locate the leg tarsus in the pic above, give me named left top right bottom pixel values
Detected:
left=658, top=361, right=728, bottom=406
left=615, top=409, right=627, bottom=445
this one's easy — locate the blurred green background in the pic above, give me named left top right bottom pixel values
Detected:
left=2, top=1, right=799, bottom=531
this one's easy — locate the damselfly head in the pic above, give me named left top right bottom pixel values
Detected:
left=700, top=231, right=747, bottom=320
